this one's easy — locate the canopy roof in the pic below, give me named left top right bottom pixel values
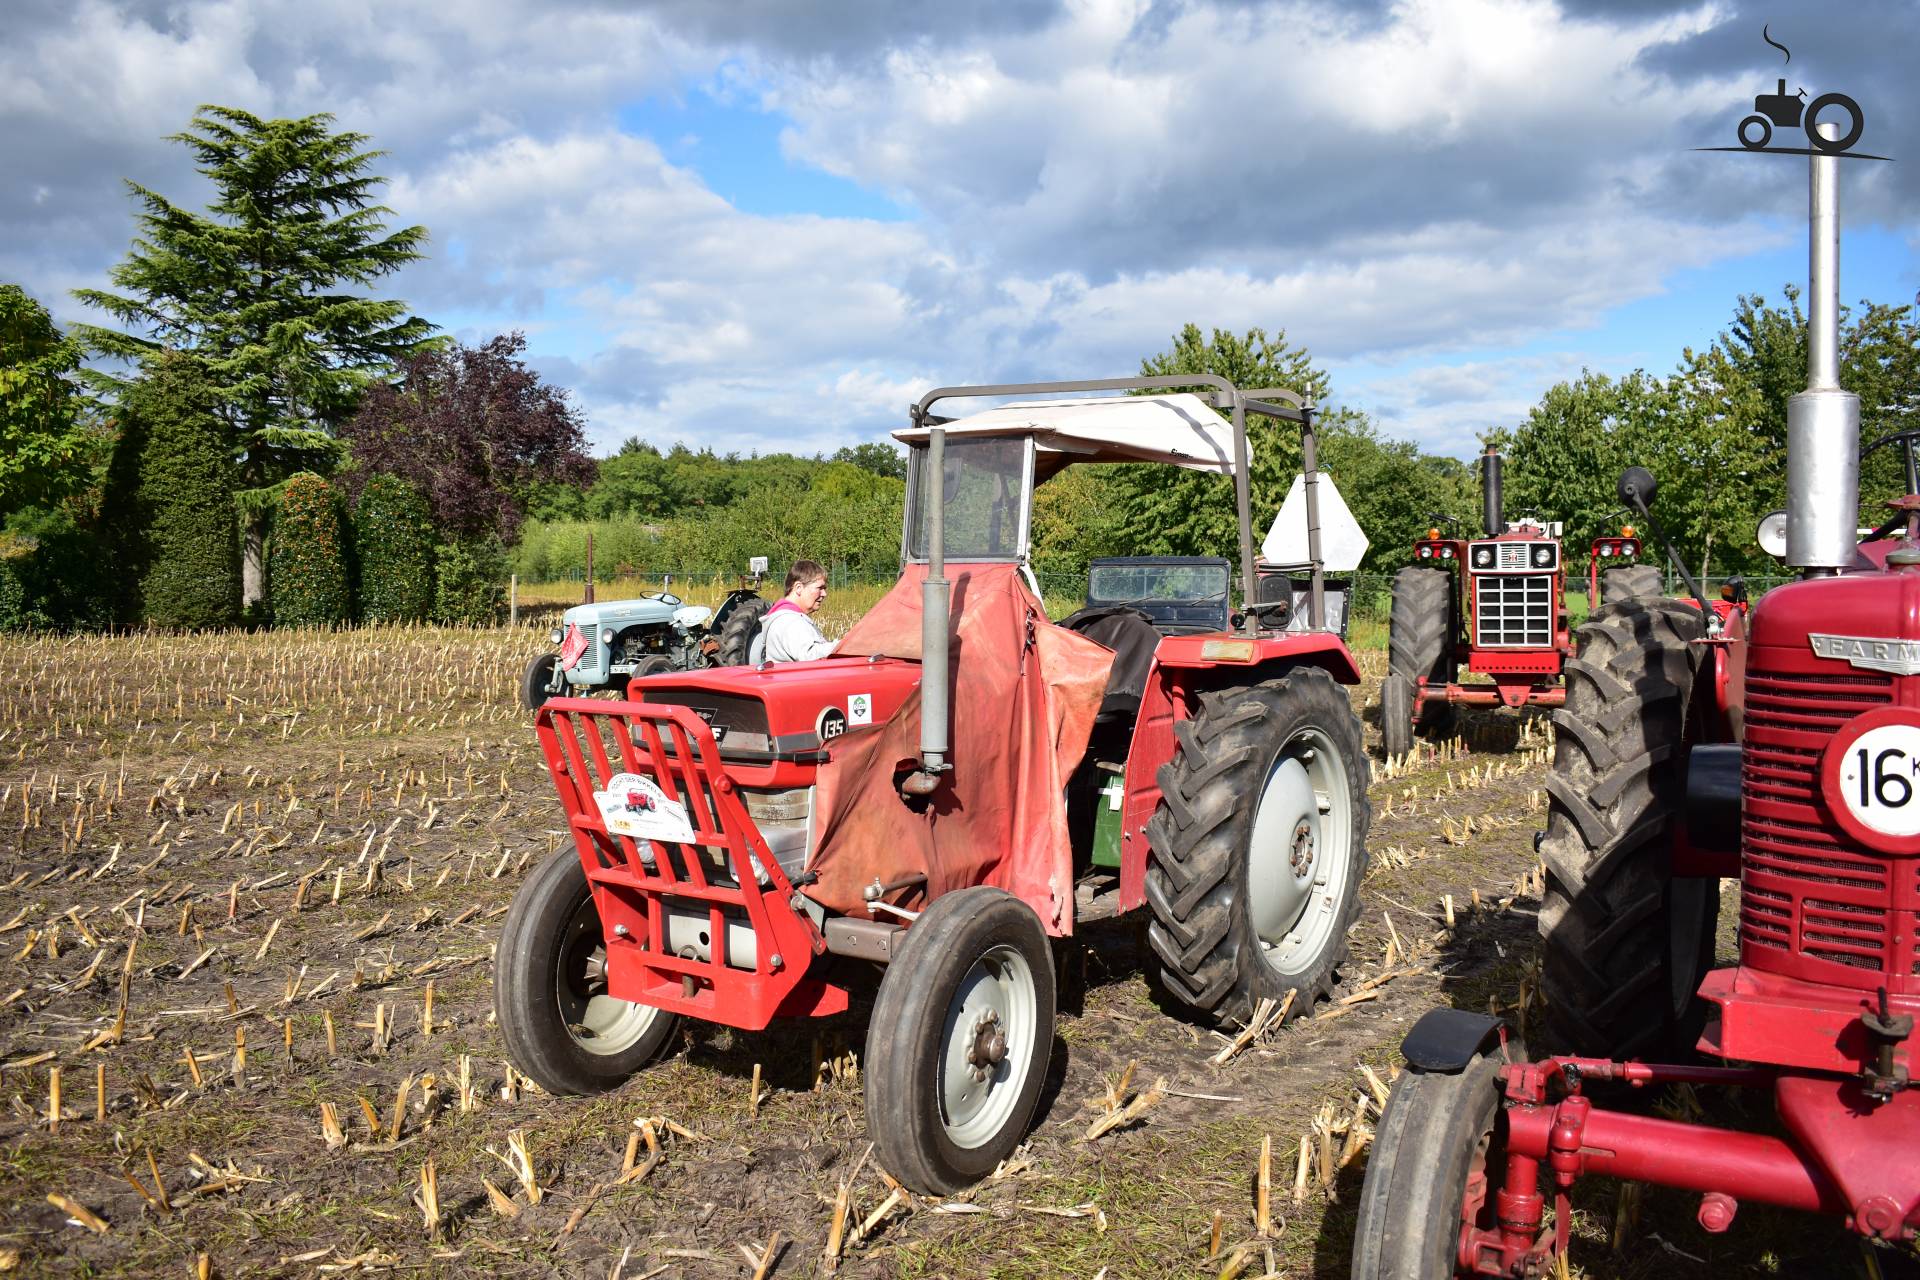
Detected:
left=893, top=393, right=1237, bottom=476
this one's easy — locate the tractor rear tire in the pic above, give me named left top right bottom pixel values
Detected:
left=1144, top=667, right=1371, bottom=1027
left=716, top=595, right=770, bottom=666
left=522, top=653, right=560, bottom=711
left=1351, top=1049, right=1507, bottom=1280
left=495, top=849, right=681, bottom=1095
left=1537, top=597, right=1719, bottom=1058
left=865, top=887, right=1056, bottom=1194
left=1599, top=564, right=1662, bottom=605
left=1389, top=566, right=1455, bottom=741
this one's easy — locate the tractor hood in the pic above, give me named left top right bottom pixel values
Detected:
left=629, top=657, right=923, bottom=760
left=562, top=598, right=709, bottom=631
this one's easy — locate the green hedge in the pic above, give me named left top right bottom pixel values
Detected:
left=434, top=536, right=507, bottom=625
left=104, top=354, right=241, bottom=629
left=270, top=472, right=351, bottom=626
left=355, top=474, right=435, bottom=622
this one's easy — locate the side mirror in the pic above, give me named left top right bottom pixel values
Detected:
left=1618, top=467, right=1657, bottom=512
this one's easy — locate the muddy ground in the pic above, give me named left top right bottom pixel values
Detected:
left=0, top=629, right=1904, bottom=1278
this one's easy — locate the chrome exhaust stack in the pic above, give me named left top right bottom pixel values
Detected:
left=1786, top=122, right=1861, bottom=571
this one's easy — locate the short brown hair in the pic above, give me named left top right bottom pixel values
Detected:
left=784, top=560, right=827, bottom=593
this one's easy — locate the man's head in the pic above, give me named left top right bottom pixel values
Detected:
left=784, top=560, right=828, bottom=614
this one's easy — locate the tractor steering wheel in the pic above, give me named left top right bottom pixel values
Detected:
left=1859, top=427, right=1920, bottom=541
left=639, top=590, right=683, bottom=606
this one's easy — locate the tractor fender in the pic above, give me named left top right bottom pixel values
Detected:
left=1400, top=1008, right=1505, bottom=1073
left=1148, top=631, right=1364, bottom=686
left=1113, top=635, right=1362, bottom=914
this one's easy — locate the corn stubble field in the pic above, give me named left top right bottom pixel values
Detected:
left=0, top=618, right=1873, bottom=1278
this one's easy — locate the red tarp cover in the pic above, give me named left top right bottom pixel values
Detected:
left=808, top=563, right=1113, bottom=935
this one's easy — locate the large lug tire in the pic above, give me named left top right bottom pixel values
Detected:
left=495, top=849, right=681, bottom=1095
left=1537, top=598, right=1719, bottom=1057
left=1351, top=1050, right=1507, bottom=1280
left=1380, top=672, right=1414, bottom=761
left=521, top=652, right=560, bottom=711
left=716, top=595, right=770, bottom=666
left=1389, top=566, right=1455, bottom=740
left=1144, top=667, right=1372, bottom=1026
left=864, top=887, right=1056, bottom=1194
left=1598, top=564, right=1662, bottom=605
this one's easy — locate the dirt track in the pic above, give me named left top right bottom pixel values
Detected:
left=0, top=630, right=1897, bottom=1278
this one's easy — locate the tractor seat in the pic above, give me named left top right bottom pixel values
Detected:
left=1058, top=606, right=1162, bottom=725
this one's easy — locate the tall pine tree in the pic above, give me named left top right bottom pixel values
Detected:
left=74, top=105, right=436, bottom=610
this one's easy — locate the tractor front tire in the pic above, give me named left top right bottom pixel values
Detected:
left=1351, top=1050, right=1507, bottom=1280
left=1145, top=667, right=1371, bottom=1027
left=1389, top=566, right=1455, bottom=741
left=1380, top=672, right=1414, bottom=761
left=1537, top=598, right=1718, bottom=1058
left=521, top=653, right=560, bottom=711
left=716, top=595, right=770, bottom=666
left=864, top=887, right=1056, bottom=1194
left=495, top=849, right=681, bottom=1096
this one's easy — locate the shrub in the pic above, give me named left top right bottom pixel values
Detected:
left=0, top=514, right=117, bottom=631
left=268, top=473, right=351, bottom=627
left=103, top=353, right=240, bottom=628
left=354, top=474, right=435, bottom=622
left=433, top=536, right=506, bottom=625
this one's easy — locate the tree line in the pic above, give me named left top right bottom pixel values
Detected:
left=4, top=104, right=1915, bottom=632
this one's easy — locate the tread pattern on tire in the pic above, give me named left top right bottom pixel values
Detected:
left=1537, top=597, right=1714, bottom=1057
left=1389, top=566, right=1454, bottom=741
left=1599, top=563, right=1662, bottom=606
left=1351, top=1054, right=1504, bottom=1280
left=716, top=595, right=769, bottom=666
left=1143, top=666, right=1371, bottom=1026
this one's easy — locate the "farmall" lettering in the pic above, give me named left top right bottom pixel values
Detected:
left=1809, top=632, right=1920, bottom=676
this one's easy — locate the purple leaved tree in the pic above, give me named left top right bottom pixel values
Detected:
left=341, top=333, right=595, bottom=543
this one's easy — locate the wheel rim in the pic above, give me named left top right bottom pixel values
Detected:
left=938, top=943, right=1038, bottom=1149
left=1247, top=726, right=1354, bottom=976
left=555, top=892, right=664, bottom=1057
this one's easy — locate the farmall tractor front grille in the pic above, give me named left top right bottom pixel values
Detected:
left=1472, top=572, right=1554, bottom=647
left=1739, top=663, right=1914, bottom=985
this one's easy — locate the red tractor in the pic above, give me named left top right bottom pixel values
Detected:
left=1381, top=454, right=1573, bottom=758
left=1354, top=148, right=1920, bottom=1276
left=495, top=375, right=1376, bottom=1192
left=1585, top=519, right=1655, bottom=605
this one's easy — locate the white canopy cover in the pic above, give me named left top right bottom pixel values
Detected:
left=893, top=394, right=1237, bottom=475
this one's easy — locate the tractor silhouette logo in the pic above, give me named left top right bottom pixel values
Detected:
left=1701, top=27, right=1884, bottom=161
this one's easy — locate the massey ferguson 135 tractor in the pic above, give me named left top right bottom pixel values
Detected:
left=495, top=376, right=1375, bottom=1192
left=1380, top=455, right=1573, bottom=758
left=1354, top=140, right=1920, bottom=1276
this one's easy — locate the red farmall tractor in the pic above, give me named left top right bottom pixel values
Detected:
left=1354, top=147, right=1920, bottom=1276
left=1380, top=454, right=1575, bottom=759
left=494, top=376, right=1375, bottom=1192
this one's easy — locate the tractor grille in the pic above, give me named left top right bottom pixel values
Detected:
left=1472, top=574, right=1554, bottom=647
left=1739, top=664, right=1910, bottom=985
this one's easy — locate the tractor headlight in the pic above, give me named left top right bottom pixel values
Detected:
left=550, top=629, right=563, bottom=644
left=1622, top=545, right=1635, bottom=558
left=1418, top=546, right=1433, bottom=558
left=1440, top=547, right=1454, bottom=558
left=1473, top=548, right=1493, bottom=568
left=1600, top=545, right=1613, bottom=558
left=601, top=628, right=615, bottom=644
left=1532, top=545, right=1553, bottom=567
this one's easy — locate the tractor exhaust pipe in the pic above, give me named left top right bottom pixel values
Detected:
left=1481, top=450, right=1504, bottom=537
left=905, top=427, right=950, bottom=795
left=1786, top=120, right=1860, bottom=571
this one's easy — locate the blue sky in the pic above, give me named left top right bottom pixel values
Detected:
left=3, top=0, right=1915, bottom=464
